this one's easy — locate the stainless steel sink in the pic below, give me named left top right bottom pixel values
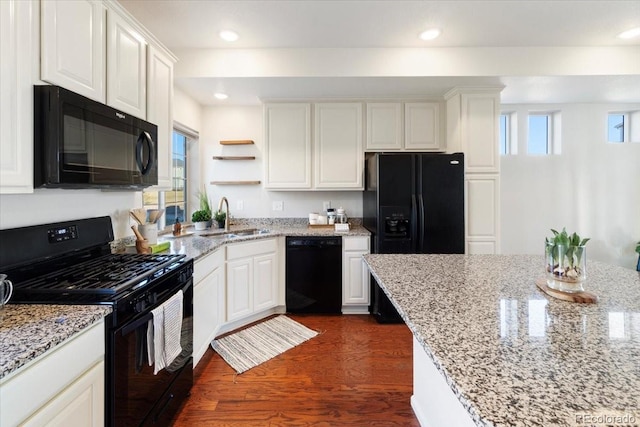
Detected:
left=199, top=228, right=270, bottom=239
left=223, top=228, right=270, bottom=238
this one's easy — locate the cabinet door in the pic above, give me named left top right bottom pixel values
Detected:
left=106, top=10, right=146, bottom=118
left=461, top=93, right=500, bottom=173
left=366, top=103, right=402, bottom=151
left=343, top=252, right=369, bottom=305
left=20, top=361, right=104, bottom=427
left=405, top=102, right=441, bottom=151
left=147, top=45, right=174, bottom=190
left=264, top=103, right=311, bottom=189
left=41, top=0, right=106, bottom=102
left=226, top=258, right=253, bottom=322
left=314, top=103, right=363, bottom=189
left=0, top=0, right=33, bottom=194
left=253, top=252, right=278, bottom=312
left=193, top=265, right=224, bottom=367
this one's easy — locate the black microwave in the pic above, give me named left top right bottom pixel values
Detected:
left=34, top=85, right=158, bottom=189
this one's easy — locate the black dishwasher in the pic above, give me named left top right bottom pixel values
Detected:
left=286, top=236, right=342, bottom=314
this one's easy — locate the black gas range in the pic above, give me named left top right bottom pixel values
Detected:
left=0, top=216, right=193, bottom=426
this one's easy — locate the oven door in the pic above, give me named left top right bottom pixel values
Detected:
left=109, top=280, right=193, bottom=426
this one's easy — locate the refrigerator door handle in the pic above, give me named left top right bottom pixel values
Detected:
left=411, top=194, right=418, bottom=253
left=418, top=195, right=425, bottom=253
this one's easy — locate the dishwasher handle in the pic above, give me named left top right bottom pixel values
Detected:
left=286, top=237, right=342, bottom=248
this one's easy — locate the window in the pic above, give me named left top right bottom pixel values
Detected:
left=528, top=114, right=550, bottom=155
left=143, top=128, right=192, bottom=229
left=608, top=114, right=625, bottom=143
left=527, top=112, right=560, bottom=155
left=499, top=112, right=516, bottom=155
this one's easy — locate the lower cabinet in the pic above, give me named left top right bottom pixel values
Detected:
left=342, top=236, right=371, bottom=313
left=226, top=238, right=278, bottom=322
left=0, top=320, right=105, bottom=427
left=193, top=247, right=225, bottom=367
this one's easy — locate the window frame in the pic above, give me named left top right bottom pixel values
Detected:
left=527, top=111, right=560, bottom=155
left=499, top=112, right=517, bottom=155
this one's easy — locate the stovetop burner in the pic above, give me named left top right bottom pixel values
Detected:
left=14, top=253, right=186, bottom=296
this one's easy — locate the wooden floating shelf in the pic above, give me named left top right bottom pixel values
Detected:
left=210, top=180, right=261, bottom=185
left=212, top=156, right=256, bottom=160
left=219, top=140, right=254, bottom=145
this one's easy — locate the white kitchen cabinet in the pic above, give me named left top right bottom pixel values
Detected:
left=365, top=102, right=442, bottom=152
left=106, top=9, right=147, bottom=118
left=0, top=0, right=34, bottom=194
left=253, top=252, right=278, bottom=312
left=146, top=44, right=175, bottom=190
left=342, top=236, right=370, bottom=313
left=0, top=320, right=105, bottom=427
left=366, top=103, right=402, bottom=151
left=193, top=247, right=225, bottom=367
left=405, top=102, right=441, bottom=151
left=226, top=238, right=279, bottom=323
left=264, top=103, right=312, bottom=189
left=314, top=103, right=363, bottom=190
left=445, top=87, right=502, bottom=254
left=41, top=0, right=106, bottom=102
left=226, top=257, right=253, bottom=322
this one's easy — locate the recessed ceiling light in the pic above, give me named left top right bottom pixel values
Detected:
left=219, top=30, right=239, bottom=42
left=617, top=27, right=640, bottom=39
left=214, top=93, right=228, bottom=100
left=419, top=28, right=441, bottom=41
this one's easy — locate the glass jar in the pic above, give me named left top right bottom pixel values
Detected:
left=336, top=207, right=347, bottom=224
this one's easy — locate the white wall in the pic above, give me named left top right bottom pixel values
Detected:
left=197, top=105, right=362, bottom=220
left=500, top=103, right=640, bottom=269
left=0, top=189, right=141, bottom=239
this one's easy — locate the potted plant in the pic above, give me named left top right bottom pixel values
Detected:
left=191, top=209, right=211, bottom=230
left=545, top=228, right=590, bottom=292
left=213, top=209, right=226, bottom=229
left=635, top=241, right=640, bottom=271
left=193, top=189, right=212, bottom=229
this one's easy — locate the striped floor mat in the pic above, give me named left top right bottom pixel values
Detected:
left=211, top=315, right=318, bottom=374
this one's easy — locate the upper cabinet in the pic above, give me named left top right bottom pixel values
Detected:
left=264, top=102, right=363, bottom=191
left=106, top=10, right=147, bottom=118
left=365, top=102, right=443, bottom=152
left=41, top=0, right=106, bottom=102
left=264, top=103, right=312, bottom=189
left=366, top=103, right=402, bottom=150
left=0, top=0, right=34, bottom=194
left=147, top=45, right=175, bottom=190
left=314, top=103, right=363, bottom=190
left=445, top=89, right=501, bottom=173
left=405, top=102, right=440, bottom=151
left=2, top=0, right=175, bottom=194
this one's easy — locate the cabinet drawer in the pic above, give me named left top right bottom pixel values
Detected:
left=194, top=247, right=224, bottom=284
left=227, top=238, right=277, bottom=260
left=343, top=236, right=370, bottom=252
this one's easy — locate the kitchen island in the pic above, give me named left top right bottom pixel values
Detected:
left=363, top=254, right=640, bottom=427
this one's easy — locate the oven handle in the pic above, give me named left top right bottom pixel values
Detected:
left=122, top=312, right=153, bottom=336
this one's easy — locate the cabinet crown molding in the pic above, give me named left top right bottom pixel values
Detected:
left=443, top=86, right=504, bottom=100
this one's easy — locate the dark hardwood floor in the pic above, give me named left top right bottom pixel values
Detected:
left=174, top=314, right=420, bottom=426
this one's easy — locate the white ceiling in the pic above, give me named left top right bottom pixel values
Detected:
left=118, top=0, right=640, bottom=105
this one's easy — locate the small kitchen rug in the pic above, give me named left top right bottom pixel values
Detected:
left=211, top=315, right=318, bottom=374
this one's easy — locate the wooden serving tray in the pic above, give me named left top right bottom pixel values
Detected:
left=535, top=278, right=597, bottom=303
left=308, top=224, right=335, bottom=229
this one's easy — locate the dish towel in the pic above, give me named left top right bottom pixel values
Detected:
left=147, top=290, right=184, bottom=375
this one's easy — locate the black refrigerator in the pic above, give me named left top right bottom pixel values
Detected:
left=363, top=152, right=465, bottom=323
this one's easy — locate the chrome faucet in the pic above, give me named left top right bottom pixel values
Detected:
left=218, top=196, right=230, bottom=232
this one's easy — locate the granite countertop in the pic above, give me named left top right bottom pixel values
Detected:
left=0, top=304, right=112, bottom=380
left=363, top=254, right=640, bottom=427
left=154, top=220, right=370, bottom=261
